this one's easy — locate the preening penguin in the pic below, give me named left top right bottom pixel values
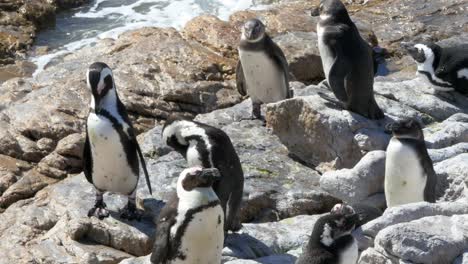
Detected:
left=162, top=116, right=244, bottom=232
left=314, top=0, right=384, bottom=120
left=237, top=18, right=292, bottom=120
left=83, top=62, right=152, bottom=220
left=403, top=42, right=468, bottom=94
left=385, top=118, right=437, bottom=208
left=151, top=167, right=224, bottom=264
left=296, top=204, right=359, bottom=264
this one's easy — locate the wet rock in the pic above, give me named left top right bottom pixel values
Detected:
left=320, top=151, right=386, bottom=208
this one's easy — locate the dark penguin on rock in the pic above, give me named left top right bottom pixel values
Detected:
left=83, top=62, right=152, bottom=220
left=296, top=204, right=359, bottom=264
left=162, top=116, right=244, bottom=232
left=403, top=42, right=468, bottom=95
left=385, top=118, right=437, bottom=208
left=313, top=0, right=384, bottom=120
left=151, top=167, right=224, bottom=264
left=237, top=18, right=293, bottom=121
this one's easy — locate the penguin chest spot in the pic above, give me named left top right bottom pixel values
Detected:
left=339, top=237, right=358, bottom=264
left=174, top=205, right=224, bottom=264
left=238, top=49, right=287, bottom=103
left=87, top=114, right=138, bottom=194
left=385, top=139, right=427, bottom=207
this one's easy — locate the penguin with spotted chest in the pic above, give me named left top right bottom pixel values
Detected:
left=151, top=167, right=224, bottom=264
left=83, top=62, right=152, bottom=220
left=162, top=116, right=244, bottom=232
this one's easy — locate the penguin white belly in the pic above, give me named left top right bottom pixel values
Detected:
left=339, top=237, right=358, bottom=264
left=385, top=139, right=426, bottom=207
left=171, top=205, right=224, bottom=264
left=239, top=50, right=287, bottom=103
left=317, top=24, right=335, bottom=81
left=87, top=113, right=138, bottom=194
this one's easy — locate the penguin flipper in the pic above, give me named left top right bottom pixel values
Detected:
left=83, top=129, right=93, bottom=184
left=135, top=138, right=153, bottom=195
left=236, top=60, right=247, bottom=96
left=151, top=194, right=178, bottom=264
left=264, top=35, right=292, bottom=98
left=419, top=143, right=437, bottom=203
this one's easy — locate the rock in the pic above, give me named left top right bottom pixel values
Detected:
left=370, top=215, right=468, bottom=263
left=435, top=154, right=468, bottom=202
left=320, top=151, right=386, bottom=207
left=273, top=31, right=323, bottom=83
left=425, top=114, right=468, bottom=149
left=429, top=143, right=468, bottom=163
left=225, top=254, right=297, bottom=264
left=183, top=15, right=240, bottom=57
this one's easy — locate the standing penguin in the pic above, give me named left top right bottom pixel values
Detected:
left=403, top=42, right=468, bottom=95
left=151, top=167, right=224, bottom=264
left=83, top=62, right=152, bottom=220
left=162, top=116, right=244, bottom=232
left=385, top=118, right=437, bottom=208
left=296, top=204, right=359, bottom=264
left=314, top=0, right=384, bottom=120
left=237, top=18, right=292, bottom=120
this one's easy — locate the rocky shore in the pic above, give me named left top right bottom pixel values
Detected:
left=0, top=0, right=467, bottom=263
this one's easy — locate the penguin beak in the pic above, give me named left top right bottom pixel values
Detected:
left=94, top=96, right=102, bottom=113
left=385, top=122, right=400, bottom=134
left=311, top=7, right=320, bottom=16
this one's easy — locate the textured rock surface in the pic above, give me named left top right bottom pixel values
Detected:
left=320, top=151, right=386, bottom=207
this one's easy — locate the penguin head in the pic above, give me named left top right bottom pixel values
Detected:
left=317, top=0, right=351, bottom=22
left=178, top=167, right=221, bottom=192
left=402, top=42, right=442, bottom=72
left=386, top=118, right=424, bottom=140
left=314, top=211, right=359, bottom=247
left=242, top=18, right=266, bottom=43
left=87, top=62, right=116, bottom=112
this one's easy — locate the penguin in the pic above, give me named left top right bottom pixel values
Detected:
left=162, top=116, right=244, bottom=232
left=83, top=62, right=152, bottom=220
left=385, top=118, right=437, bottom=208
left=151, top=167, right=224, bottom=264
left=237, top=18, right=293, bottom=120
left=296, top=204, right=359, bottom=264
left=403, top=42, right=468, bottom=94
left=314, top=0, right=384, bottom=120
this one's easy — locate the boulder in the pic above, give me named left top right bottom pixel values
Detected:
left=320, top=151, right=386, bottom=207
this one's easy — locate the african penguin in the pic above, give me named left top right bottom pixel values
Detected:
left=83, top=62, right=152, bottom=220
left=296, top=204, right=359, bottom=264
left=385, top=118, right=437, bottom=208
left=403, top=42, right=468, bottom=94
left=162, top=116, right=244, bottom=232
left=151, top=167, right=224, bottom=264
left=237, top=18, right=292, bottom=121
left=314, top=0, right=384, bottom=120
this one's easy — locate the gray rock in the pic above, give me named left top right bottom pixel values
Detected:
left=320, top=151, right=386, bottom=206
left=435, top=154, right=468, bottom=202
left=373, top=215, right=468, bottom=264
left=425, top=114, right=468, bottom=149
left=429, top=143, right=468, bottom=163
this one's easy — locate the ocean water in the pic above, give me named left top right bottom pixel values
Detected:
left=31, top=0, right=276, bottom=77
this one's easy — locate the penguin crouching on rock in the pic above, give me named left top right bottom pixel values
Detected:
left=314, top=0, right=384, bottom=120
left=83, top=62, right=152, bottom=220
left=403, top=42, right=468, bottom=95
left=151, top=167, right=224, bottom=264
left=237, top=18, right=293, bottom=121
left=162, top=116, right=244, bottom=232
left=296, top=204, right=359, bottom=264
left=385, top=118, right=436, bottom=208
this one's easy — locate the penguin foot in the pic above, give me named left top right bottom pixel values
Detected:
left=119, top=204, right=142, bottom=221
left=88, top=203, right=110, bottom=220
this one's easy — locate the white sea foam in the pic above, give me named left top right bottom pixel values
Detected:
left=30, top=0, right=270, bottom=77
